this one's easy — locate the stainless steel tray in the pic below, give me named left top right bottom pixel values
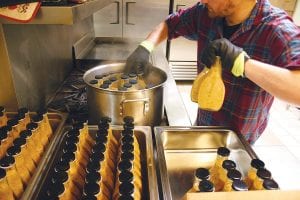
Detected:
left=154, top=126, right=258, bottom=200
left=6, top=112, right=67, bottom=200
left=26, top=125, right=158, bottom=200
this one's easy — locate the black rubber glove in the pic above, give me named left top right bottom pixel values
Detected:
left=124, top=45, right=151, bottom=74
left=201, top=38, right=244, bottom=75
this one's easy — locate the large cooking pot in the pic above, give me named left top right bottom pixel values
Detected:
left=83, top=63, right=167, bottom=126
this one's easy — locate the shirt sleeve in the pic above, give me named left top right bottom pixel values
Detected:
left=269, top=18, right=300, bottom=70
left=166, top=2, right=206, bottom=41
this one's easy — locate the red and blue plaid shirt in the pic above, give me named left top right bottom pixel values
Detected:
left=166, top=0, right=300, bottom=144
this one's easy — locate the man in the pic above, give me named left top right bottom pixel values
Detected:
left=124, top=0, right=300, bottom=144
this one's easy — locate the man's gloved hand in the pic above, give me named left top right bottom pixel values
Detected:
left=124, top=40, right=154, bottom=74
left=201, top=38, right=249, bottom=77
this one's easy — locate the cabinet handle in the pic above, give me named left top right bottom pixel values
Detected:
left=176, top=4, right=186, bottom=12
left=126, top=2, right=136, bottom=25
left=110, top=1, right=120, bottom=24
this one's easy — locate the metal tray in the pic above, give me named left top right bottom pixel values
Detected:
left=154, top=126, right=258, bottom=200
left=27, top=125, right=158, bottom=200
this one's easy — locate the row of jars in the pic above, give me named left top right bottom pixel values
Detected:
left=89, top=72, right=148, bottom=91
left=191, top=147, right=279, bottom=193
left=0, top=107, right=53, bottom=200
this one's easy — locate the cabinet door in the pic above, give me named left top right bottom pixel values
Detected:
left=94, top=0, right=123, bottom=37
left=122, top=0, right=169, bottom=38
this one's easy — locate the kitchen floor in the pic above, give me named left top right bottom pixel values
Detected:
left=176, top=80, right=300, bottom=190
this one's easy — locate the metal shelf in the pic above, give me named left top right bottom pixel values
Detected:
left=0, top=0, right=113, bottom=25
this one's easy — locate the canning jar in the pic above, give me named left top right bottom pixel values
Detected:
left=26, top=122, right=45, bottom=152
left=191, top=168, right=210, bottom=192
left=215, top=159, right=236, bottom=191
left=244, top=158, right=265, bottom=188
left=18, top=108, right=30, bottom=126
left=222, top=169, right=242, bottom=192
left=37, top=108, right=53, bottom=139
left=210, top=147, right=230, bottom=185
left=20, top=129, right=42, bottom=165
left=0, top=168, right=14, bottom=200
left=7, top=119, right=20, bottom=140
left=0, top=106, right=8, bottom=127
left=32, top=115, right=49, bottom=146
left=262, top=179, right=279, bottom=190
left=251, top=168, right=272, bottom=190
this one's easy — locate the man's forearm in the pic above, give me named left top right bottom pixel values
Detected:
left=245, top=59, right=300, bottom=106
left=145, top=21, right=168, bottom=47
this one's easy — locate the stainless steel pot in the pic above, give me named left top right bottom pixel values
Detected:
left=83, top=63, right=167, bottom=126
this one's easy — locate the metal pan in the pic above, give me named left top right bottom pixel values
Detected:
left=154, top=126, right=258, bottom=200
left=27, top=125, right=158, bottom=200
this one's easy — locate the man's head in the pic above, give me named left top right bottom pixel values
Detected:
left=201, top=0, right=242, bottom=18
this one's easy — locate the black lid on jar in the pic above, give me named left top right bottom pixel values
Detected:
left=0, top=111, right=3, bottom=117
left=198, top=180, right=215, bottom=192
left=17, top=112, right=25, bottom=120
left=7, top=145, right=21, bottom=156
left=66, top=130, right=80, bottom=138
left=0, top=127, right=8, bottom=140
left=119, top=195, right=134, bottom=200
left=129, top=79, right=137, bottom=85
left=60, top=152, right=75, bottom=163
left=119, top=170, right=133, bottom=183
left=65, top=135, right=79, bottom=146
left=118, top=160, right=132, bottom=171
left=72, top=122, right=84, bottom=130
left=95, top=134, right=108, bottom=144
left=89, top=80, right=98, bottom=85
left=63, top=142, right=77, bottom=154
left=20, top=130, right=32, bottom=139
left=86, top=161, right=101, bottom=173
left=99, top=116, right=112, bottom=124
left=1, top=125, right=12, bottom=133
left=90, top=152, right=105, bottom=163
left=123, top=83, right=132, bottom=89
left=85, top=171, right=101, bottom=184
left=0, top=156, right=15, bottom=167
left=37, top=108, right=48, bottom=115
left=123, top=116, right=134, bottom=124
left=13, top=137, right=26, bottom=147
left=103, top=80, right=112, bottom=85
left=100, top=83, right=109, bottom=89
left=32, top=114, right=43, bottom=123
left=46, top=183, right=65, bottom=197
left=257, top=168, right=272, bottom=180
left=118, top=86, right=128, bottom=91
left=263, top=179, right=279, bottom=190
left=251, top=159, right=265, bottom=169
left=27, top=122, right=38, bottom=131
left=232, top=180, right=248, bottom=191
left=121, top=129, right=133, bottom=137
left=122, top=135, right=134, bottom=144
left=18, top=107, right=29, bottom=114
left=7, top=119, right=18, bottom=127
left=128, top=73, right=137, bottom=78
left=54, top=160, right=70, bottom=172
left=0, top=106, right=4, bottom=113
left=51, top=171, right=68, bottom=184
left=96, top=129, right=108, bottom=138
left=92, top=143, right=106, bottom=154
left=84, top=182, right=100, bottom=195
left=121, top=152, right=134, bottom=161
left=217, top=147, right=230, bottom=157
left=222, top=160, right=236, bottom=171
left=95, top=75, right=103, bottom=80
left=227, top=169, right=242, bottom=181
left=195, top=168, right=210, bottom=180
left=122, top=143, right=134, bottom=153
left=121, top=74, right=129, bottom=79
left=119, top=182, right=134, bottom=195
left=109, top=76, right=117, bottom=82
left=0, top=168, right=6, bottom=179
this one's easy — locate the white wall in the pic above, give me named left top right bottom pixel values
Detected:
left=293, top=0, right=300, bottom=25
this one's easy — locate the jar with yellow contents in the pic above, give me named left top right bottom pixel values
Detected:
left=18, top=108, right=30, bottom=126
left=7, top=119, right=20, bottom=140
left=26, top=122, right=45, bottom=153
left=32, top=115, right=49, bottom=146
left=84, top=170, right=111, bottom=200
left=20, top=129, right=42, bottom=165
left=37, top=109, right=53, bottom=139
left=190, top=168, right=210, bottom=192
left=262, top=179, right=279, bottom=190
left=215, top=159, right=236, bottom=191
left=0, top=107, right=8, bottom=127
left=0, top=168, right=14, bottom=200
left=210, top=147, right=230, bottom=185
left=222, top=169, right=242, bottom=192
left=0, top=126, right=13, bottom=159
left=251, top=168, right=272, bottom=190
left=244, top=158, right=265, bottom=188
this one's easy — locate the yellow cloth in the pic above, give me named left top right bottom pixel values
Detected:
left=140, top=40, right=155, bottom=52
left=231, top=51, right=247, bottom=77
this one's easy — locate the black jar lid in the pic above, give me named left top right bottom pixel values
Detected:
left=122, top=135, right=134, bottom=144
left=257, top=168, right=272, bottom=180
left=51, top=171, right=68, bottom=184
left=63, top=142, right=77, bottom=154
left=54, top=160, right=70, bottom=172
left=0, top=127, right=8, bottom=140
left=123, top=83, right=132, bottom=89
left=65, top=135, right=79, bottom=146
left=7, top=119, right=18, bottom=127
left=85, top=171, right=101, bottom=184
left=222, top=160, right=236, bottom=171
left=0, top=106, right=4, bottom=113
left=227, top=169, right=242, bottom=181
left=60, top=152, right=75, bottom=163
left=100, top=83, right=109, bottom=89
left=46, top=183, right=65, bottom=197
left=118, top=86, right=128, bottom=91
left=119, top=170, right=133, bottom=183
left=198, top=180, right=215, bottom=192
left=72, top=122, right=84, bottom=130
left=18, top=107, right=29, bottom=114
left=129, top=79, right=137, bottom=85
left=95, top=134, right=108, bottom=144
left=263, top=179, right=279, bottom=190
left=92, top=143, right=106, bottom=154
left=195, top=168, right=210, bottom=180
left=217, top=147, right=230, bottom=157
left=26, top=122, right=38, bottom=131
left=67, top=129, right=80, bottom=137
left=123, top=116, right=134, bottom=124
left=0, top=168, right=6, bottom=179
left=0, top=156, right=15, bottom=168
left=122, top=143, right=134, bottom=153
left=251, top=159, right=265, bottom=169
left=109, top=76, right=117, bottom=82
left=37, top=108, right=48, bottom=115
left=103, top=80, right=112, bottom=85
left=96, top=129, right=108, bottom=138
left=95, top=74, right=103, bottom=80
left=121, top=74, right=129, bottom=79
left=17, top=112, right=25, bottom=120
left=121, top=152, right=134, bottom=161
left=232, top=180, right=248, bottom=191
left=20, top=130, right=32, bottom=139
left=119, top=195, right=134, bottom=200
left=1, top=125, right=12, bottom=133
left=123, top=123, right=134, bottom=130
left=128, top=73, right=137, bottom=78
left=90, top=152, right=105, bottom=164
left=86, top=161, right=101, bottom=173
left=99, top=116, right=112, bottom=124
left=118, top=159, right=132, bottom=171
left=84, top=182, right=100, bottom=195
left=7, top=145, right=21, bottom=156
left=32, top=114, right=43, bottom=123
left=89, top=80, right=98, bottom=85
left=121, top=129, right=133, bottom=137
left=119, top=182, right=134, bottom=195
left=13, top=137, right=26, bottom=147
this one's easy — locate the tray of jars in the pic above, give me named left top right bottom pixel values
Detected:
left=154, top=126, right=279, bottom=200
left=0, top=107, right=67, bottom=200
left=22, top=117, right=158, bottom=200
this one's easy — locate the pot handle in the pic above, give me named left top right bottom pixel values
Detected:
left=120, top=98, right=149, bottom=116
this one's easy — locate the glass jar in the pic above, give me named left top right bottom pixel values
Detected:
left=210, top=147, right=230, bottom=186
left=121, top=151, right=140, bottom=173
left=0, top=106, right=8, bottom=127
left=251, top=168, right=272, bottom=190
left=6, top=145, right=31, bottom=185
left=20, top=129, right=42, bottom=165
left=51, top=170, right=80, bottom=198
left=119, top=74, right=129, bottom=87
left=0, top=168, right=14, bottom=200
left=7, top=119, right=20, bottom=140
left=244, top=158, right=265, bottom=188
left=119, top=181, right=140, bottom=200
left=129, top=79, right=139, bottom=90
left=82, top=182, right=110, bottom=200
left=85, top=170, right=111, bottom=199
left=63, top=140, right=88, bottom=169
left=123, top=83, right=133, bottom=91
left=32, top=115, right=49, bottom=146
left=216, top=159, right=236, bottom=191
left=222, top=169, right=242, bottom=192
left=17, top=112, right=27, bottom=132
left=198, top=180, right=215, bottom=192
left=92, top=142, right=115, bottom=170
left=231, top=180, right=248, bottom=191
left=263, top=179, right=279, bottom=190
left=0, top=126, right=13, bottom=159
left=18, top=107, right=30, bottom=126
left=192, top=168, right=210, bottom=192
left=0, top=156, right=24, bottom=199
left=46, top=182, right=73, bottom=200
left=109, top=76, right=118, bottom=90
left=137, top=71, right=147, bottom=90
left=26, top=122, right=45, bottom=152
